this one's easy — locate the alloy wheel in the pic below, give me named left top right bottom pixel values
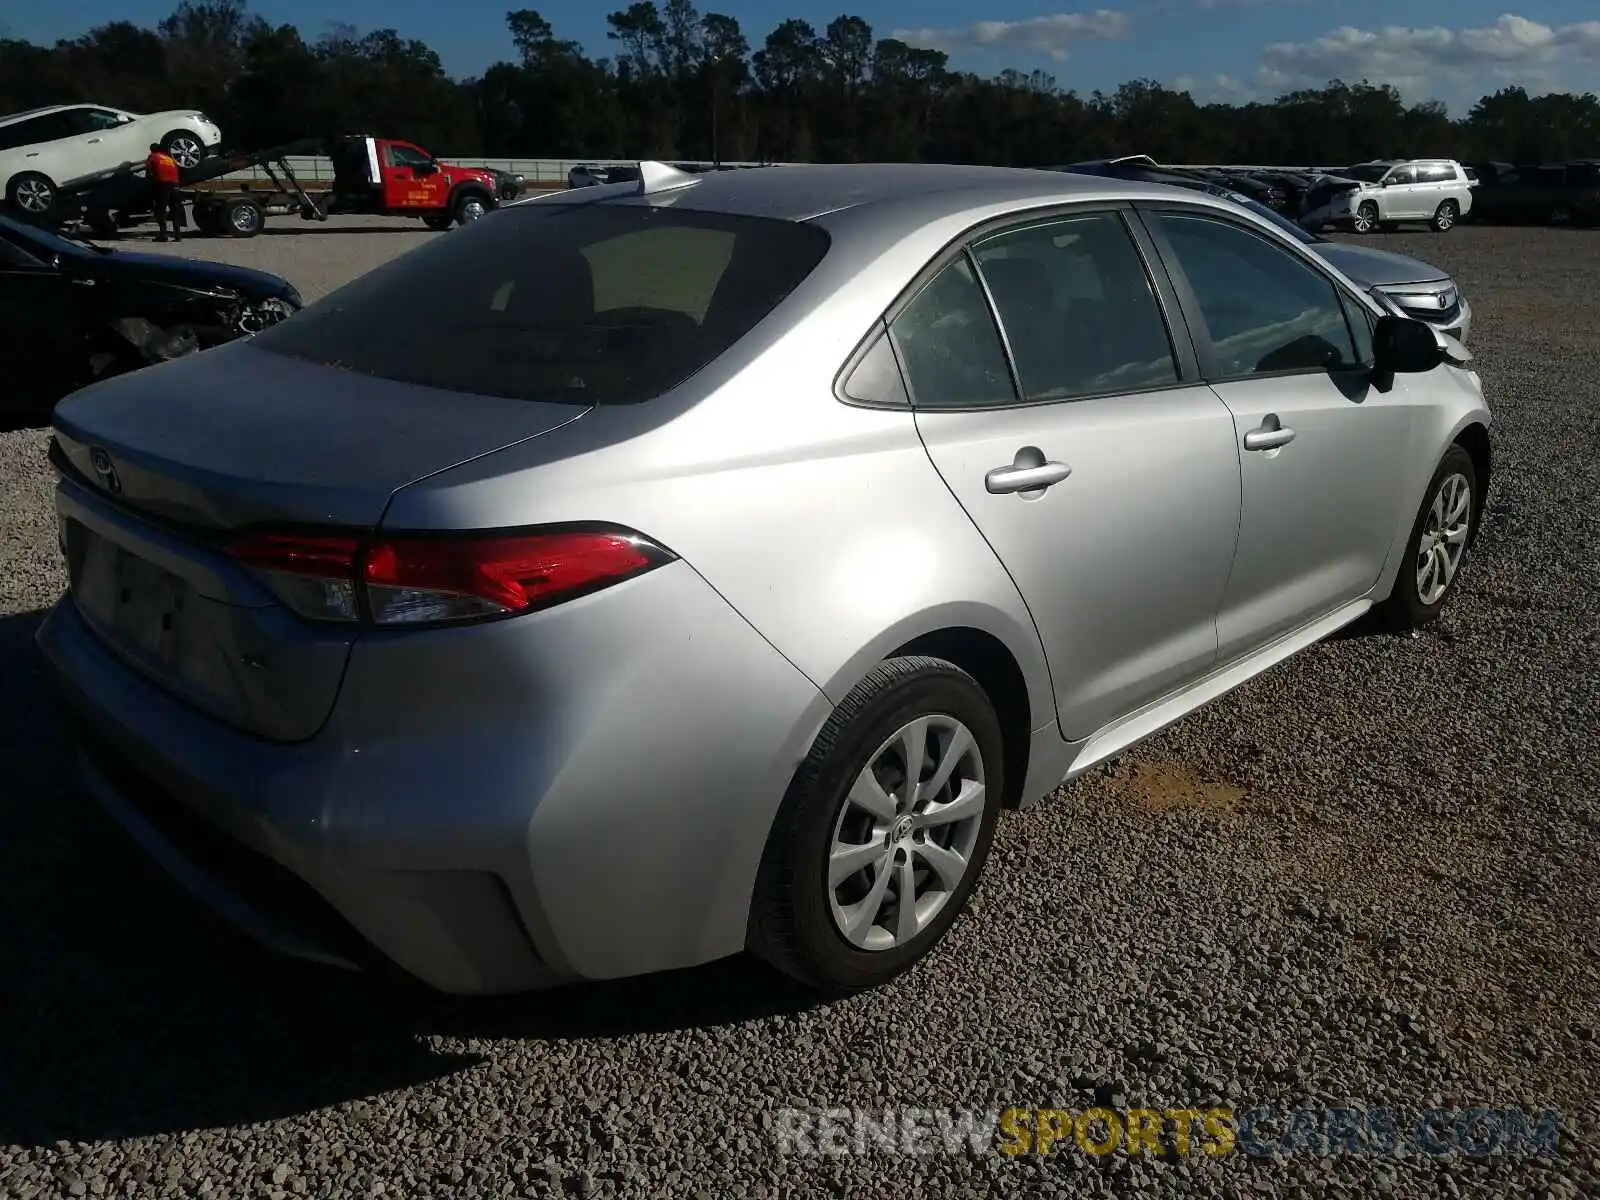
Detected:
left=168, top=136, right=204, bottom=170
left=13, top=178, right=52, bottom=214
left=1353, top=204, right=1377, bottom=234
left=1417, top=472, right=1472, bottom=606
left=827, top=714, right=986, bottom=951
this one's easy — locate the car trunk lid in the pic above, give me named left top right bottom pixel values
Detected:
left=51, top=343, right=591, bottom=741
left=52, top=342, right=592, bottom=531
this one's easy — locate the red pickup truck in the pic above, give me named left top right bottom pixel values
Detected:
left=326, top=135, right=502, bottom=229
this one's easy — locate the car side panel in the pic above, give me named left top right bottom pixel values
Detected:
left=378, top=215, right=1067, bottom=745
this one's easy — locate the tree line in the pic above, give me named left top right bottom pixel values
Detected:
left=3, top=0, right=1598, bottom=167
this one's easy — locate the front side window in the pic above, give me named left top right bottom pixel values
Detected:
left=83, top=109, right=127, bottom=131
left=970, top=212, right=1178, bottom=402
left=890, top=256, right=1016, bottom=408
left=386, top=143, right=434, bottom=169
left=1152, top=212, right=1359, bottom=378
left=254, top=204, right=832, bottom=404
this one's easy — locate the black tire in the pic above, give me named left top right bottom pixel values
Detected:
left=191, top=203, right=221, bottom=235
left=1352, top=200, right=1379, bottom=234
left=1548, top=203, right=1574, bottom=225
left=222, top=199, right=264, bottom=238
left=1430, top=200, right=1459, bottom=232
left=1379, top=444, right=1479, bottom=630
left=422, top=213, right=453, bottom=231
left=161, top=129, right=208, bottom=176
left=748, top=656, right=1005, bottom=994
left=453, top=192, right=489, bottom=226
left=86, top=209, right=119, bottom=238
left=6, top=171, right=57, bottom=219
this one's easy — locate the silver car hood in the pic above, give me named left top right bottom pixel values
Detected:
left=1314, top=240, right=1449, bottom=288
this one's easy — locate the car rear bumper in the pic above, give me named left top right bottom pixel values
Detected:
left=37, top=559, right=831, bottom=994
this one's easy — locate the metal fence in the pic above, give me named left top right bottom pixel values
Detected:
left=213, top=156, right=791, bottom=187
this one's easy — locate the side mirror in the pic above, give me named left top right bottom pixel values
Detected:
left=415, top=161, right=438, bottom=176
left=1374, top=314, right=1444, bottom=376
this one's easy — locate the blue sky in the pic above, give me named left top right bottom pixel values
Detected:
left=6, top=1, right=1599, bottom=113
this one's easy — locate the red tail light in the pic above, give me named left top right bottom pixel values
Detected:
left=226, top=526, right=672, bottom=626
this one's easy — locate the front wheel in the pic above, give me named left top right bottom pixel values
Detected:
left=1352, top=200, right=1379, bottom=234
left=161, top=130, right=207, bottom=174
left=1548, top=203, right=1574, bottom=225
left=748, top=656, right=1004, bottom=994
left=1379, top=445, right=1478, bottom=630
left=1431, top=200, right=1459, bottom=232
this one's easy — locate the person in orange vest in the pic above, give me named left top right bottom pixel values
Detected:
left=146, top=142, right=184, bottom=243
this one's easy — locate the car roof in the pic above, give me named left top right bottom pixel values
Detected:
left=526, top=161, right=1230, bottom=226
left=0, top=105, right=81, bottom=125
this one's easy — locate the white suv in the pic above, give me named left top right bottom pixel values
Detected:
left=1301, top=159, right=1474, bottom=235
left=0, top=104, right=223, bottom=217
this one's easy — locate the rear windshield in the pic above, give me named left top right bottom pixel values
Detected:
left=253, top=203, right=831, bottom=404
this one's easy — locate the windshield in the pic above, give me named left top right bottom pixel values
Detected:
left=1338, top=164, right=1391, bottom=183
left=254, top=202, right=832, bottom=405
left=1224, top=192, right=1321, bottom=245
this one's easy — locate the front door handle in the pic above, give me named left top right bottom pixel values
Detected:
left=87, top=137, right=102, bottom=144
left=1243, top=415, right=1296, bottom=452
left=985, top=448, right=1072, bottom=495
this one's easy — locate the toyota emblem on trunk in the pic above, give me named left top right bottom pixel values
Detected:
left=88, top=447, right=122, bottom=495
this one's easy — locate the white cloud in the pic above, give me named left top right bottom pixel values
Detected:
left=893, top=11, right=1134, bottom=63
left=1256, top=14, right=1600, bottom=102
left=1171, top=73, right=1254, bottom=104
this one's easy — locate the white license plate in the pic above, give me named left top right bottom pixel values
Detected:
left=72, top=526, right=189, bottom=667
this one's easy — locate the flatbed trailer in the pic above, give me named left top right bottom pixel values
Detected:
left=50, top=139, right=333, bottom=238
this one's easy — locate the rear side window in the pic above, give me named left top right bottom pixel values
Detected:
left=1417, top=164, right=1456, bottom=183
left=889, top=256, right=1016, bottom=408
left=970, top=213, right=1178, bottom=401
left=254, top=204, right=831, bottom=404
left=1384, top=165, right=1418, bottom=186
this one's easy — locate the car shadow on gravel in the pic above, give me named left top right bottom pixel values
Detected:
left=0, top=608, right=821, bottom=1148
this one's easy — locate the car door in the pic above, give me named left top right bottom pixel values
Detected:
left=0, top=234, right=76, bottom=411
left=80, top=108, right=141, bottom=171
left=1139, top=205, right=1416, bottom=661
left=902, top=208, right=1243, bottom=741
left=7, top=110, right=80, bottom=186
left=1380, top=164, right=1420, bottom=219
left=382, top=141, right=446, bottom=210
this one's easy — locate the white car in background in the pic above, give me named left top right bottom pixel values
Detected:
left=1299, top=159, right=1474, bottom=235
left=0, top=104, right=223, bottom=217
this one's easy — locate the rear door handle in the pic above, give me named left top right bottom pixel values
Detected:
left=985, top=451, right=1072, bottom=495
left=87, top=137, right=102, bottom=144
left=1243, top=415, right=1296, bottom=452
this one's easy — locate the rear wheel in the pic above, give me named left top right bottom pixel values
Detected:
left=223, top=198, right=264, bottom=238
left=1352, top=200, right=1379, bottom=234
left=1430, top=200, right=1459, bottom=232
left=1379, top=445, right=1478, bottom=630
left=749, top=656, right=1004, bottom=993
left=1548, top=202, right=1574, bottom=225
left=423, top=213, right=453, bottom=231
left=6, top=172, right=57, bottom=218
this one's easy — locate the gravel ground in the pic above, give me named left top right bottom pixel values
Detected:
left=1, top=222, right=1597, bottom=1199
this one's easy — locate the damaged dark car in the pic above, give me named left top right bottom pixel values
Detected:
left=0, top=213, right=300, bottom=417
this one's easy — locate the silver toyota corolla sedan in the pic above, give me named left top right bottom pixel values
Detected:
left=38, top=162, right=1492, bottom=996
